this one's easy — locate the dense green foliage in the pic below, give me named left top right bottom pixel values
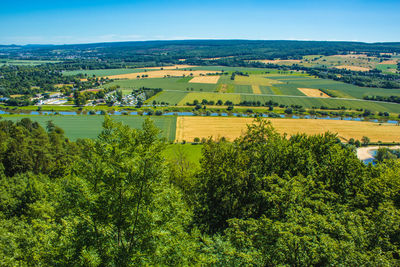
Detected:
left=0, top=65, right=114, bottom=106
left=1, top=117, right=400, bottom=265
left=0, top=65, right=75, bottom=96
left=308, top=67, right=400, bottom=89
left=364, top=95, right=400, bottom=104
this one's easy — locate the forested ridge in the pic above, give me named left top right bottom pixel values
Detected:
left=2, top=40, right=400, bottom=60
left=1, top=117, right=400, bottom=265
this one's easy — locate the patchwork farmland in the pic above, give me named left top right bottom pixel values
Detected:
left=98, top=66, right=400, bottom=112
left=3, top=115, right=400, bottom=144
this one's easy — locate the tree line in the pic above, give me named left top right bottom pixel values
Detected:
left=1, top=117, right=400, bottom=265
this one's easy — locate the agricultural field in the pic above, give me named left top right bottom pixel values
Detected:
left=253, top=54, right=400, bottom=72
left=152, top=90, right=400, bottom=112
left=178, top=92, right=241, bottom=105
left=106, top=70, right=220, bottom=79
left=107, top=77, right=218, bottom=94
left=256, top=59, right=302, bottom=65
left=142, top=64, right=196, bottom=70
left=146, top=91, right=188, bottom=105
left=163, top=143, right=203, bottom=165
left=175, top=116, right=400, bottom=143
left=189, top=76, right=220, bottom=84
left=100, top=67, right=400, bottom=112
left=2, top=115, right=177, bottom=141
left=266, top=75, right=400, bottom=99
left=334, top=65, right=371, bottom=72
left=376, top=64, right=399, bottom=74
left=298, top=88, right=330, bottom=98
left=239, top=95, right=400, bottom=113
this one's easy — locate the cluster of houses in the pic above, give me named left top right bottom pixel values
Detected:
left=105, top=91, right=147, bottom=107
left=31, top=92, right=68, bottom=105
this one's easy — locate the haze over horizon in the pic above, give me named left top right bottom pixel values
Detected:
left=1, top=0, right=399, bottom=45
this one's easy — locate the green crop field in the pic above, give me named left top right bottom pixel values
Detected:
left=376, top=64, right=398, bottom=70
left=178, top=92, right=241, bottom=105
left=239, top=94, right=400, bottom=113
left=375, top=64, right=398, bottom=74
left=163, top=144, right=203, bottom=165
left=147, top=91, right=188, bottom=105
left=259, top=86, right=275, bottom=94
left=266, top=75, right=400, bottom=99
left=75, top=66, right=400, bottom=113
left=106, top=77, right=218, bottom=93
left=234, top=85, right=253, bottom=94
left=2, top=115, right=177, bottom=141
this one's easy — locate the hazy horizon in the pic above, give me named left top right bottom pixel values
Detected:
left=3, top=38, right=400, bottom=47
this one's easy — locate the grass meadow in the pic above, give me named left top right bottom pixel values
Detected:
left=2, top=115, right=177, bottom=141
left=163, top=144, right=203, bottom=165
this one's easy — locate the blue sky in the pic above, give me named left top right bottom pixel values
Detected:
left=0, top=0, right=399, bottom=45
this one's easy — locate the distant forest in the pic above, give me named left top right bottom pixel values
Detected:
left=2, top=40, right=400, bottom=62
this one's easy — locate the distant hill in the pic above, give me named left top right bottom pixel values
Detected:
left=1, top=40, right=400, bottom=61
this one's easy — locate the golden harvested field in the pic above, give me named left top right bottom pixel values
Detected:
left=189, top=76, right=220, bottom=84
left=175, top=117, right=400, bottom=142
left=298, top=88, right=330, bottom=98
left=334, top=54, right=368, bottom=58
left=256, top=59, right=301, bottom=65
left=378, top=60, right=398, bottom=65
left=334, top=65, right=371, bottom=72
left=54, top=83, right=74, bottom=88
left=252, top=85, right=261, bottom=94
left=106, top=70, right=221, bottom=79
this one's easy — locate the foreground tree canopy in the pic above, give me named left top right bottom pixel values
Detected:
left=0, top=117, right=400, bottom=265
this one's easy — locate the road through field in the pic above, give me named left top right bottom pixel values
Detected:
left=175, top=117, right=400, bottom=143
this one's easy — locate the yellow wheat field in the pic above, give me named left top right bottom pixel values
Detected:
left=189, top=76, right=220, bottom=84
left=334, top=65, right=370, bottom=72
left=333, top=54, right=368, bottom=58
left=256, top=59, right=302, bottom=65
left=298, top=88, right=330, bottom=98
left=252, top=85, right=261, bottom=94
left=378, top=60, right=398, bottom=65
left=175, top=117, right=400, bottom=142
